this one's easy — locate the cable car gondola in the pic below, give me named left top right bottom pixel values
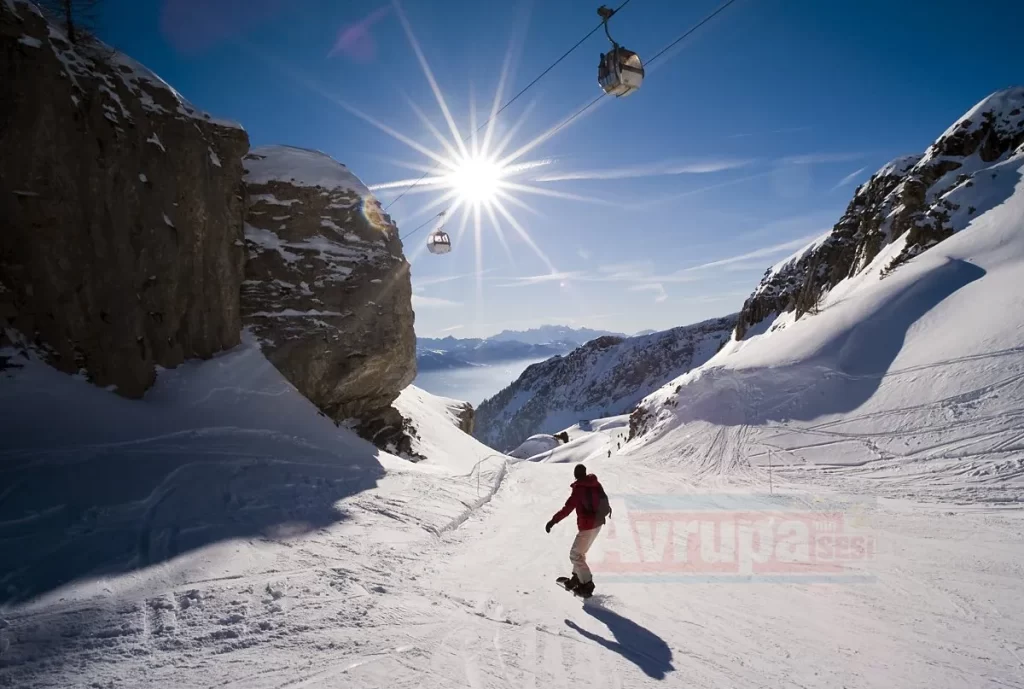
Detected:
left=426, top=211, right=452, bottom=255
left=596, top=5, right=644, bottom=98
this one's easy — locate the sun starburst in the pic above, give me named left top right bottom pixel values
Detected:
left=358, top=0, right=621, bottom=283
left=444, top=153, right=505, bottom=207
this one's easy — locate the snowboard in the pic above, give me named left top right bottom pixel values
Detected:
left=555, top=577, right=593, bottom=599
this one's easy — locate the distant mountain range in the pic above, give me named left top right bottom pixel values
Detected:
left=473, top=316, right=738, bottom=451
left=485, top=325, right=626, bottom=346
left=416, top=338, right=575, bottom=372
left=416, top=326, right=626, bottom=372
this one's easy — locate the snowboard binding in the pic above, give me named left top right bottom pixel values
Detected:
left=556, top=575, right=594, bottom=598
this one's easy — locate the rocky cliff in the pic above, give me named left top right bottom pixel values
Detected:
left=736, top=87, right=1024, bottom=339
left=0, top=0, right=248, bottom=396
left=241, top=145, right=416, bottom=450
left=474, top=316, right=736, bottom=451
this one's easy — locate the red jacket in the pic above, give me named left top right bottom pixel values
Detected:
left=550, top=474, right=608, bottom=531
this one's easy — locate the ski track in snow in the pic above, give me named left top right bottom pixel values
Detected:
left=2, top=396, right=1023, bottom=688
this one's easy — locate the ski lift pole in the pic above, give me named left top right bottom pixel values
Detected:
left=598, top=5, right=619, bottom=49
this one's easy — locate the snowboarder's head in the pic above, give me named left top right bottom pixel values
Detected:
left=574, top=464, right=587, bottom=481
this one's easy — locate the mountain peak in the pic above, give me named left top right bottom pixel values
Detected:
left=487, top=324, right=626, bottom=346
left=735, top=85, right=1024, bottom=340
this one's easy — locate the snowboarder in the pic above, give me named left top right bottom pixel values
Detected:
left=546, top=463, right=611, bottom=598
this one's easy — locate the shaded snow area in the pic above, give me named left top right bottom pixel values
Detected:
left=243, top=145, right=371, bottom=198
left=0, top=335, right=506, bottom=687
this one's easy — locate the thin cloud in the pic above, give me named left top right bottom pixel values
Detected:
left=633, top=170, right=774, bottom=209
left=412, top=295, right=462, bottom=308
left=534, top=157, right=753, bottom=182
left=628, top=283, right=668, bottom=303
left=687, top=290, right=753, bottom=303
left=681, top=234, right=823, bottom=272
left=328, top=6, right=391, bottom=63
left=505, top=159, right=555, bottom=174
left=439, top=324, right=464, bottom=332
left=598, top=261, right=656, bottom=281
left=494, top=271, right=587, bottom=287
left=782, top=152, right=866, bottom=165
left=727, top=125, right=812, bottom=140
left=496, top=264, right=701, bottom=288
left=831, top=166, right=868, bottom=191
left=720, top=260, right=778, bottom=273
left=413, top=269, right=493, bottom=288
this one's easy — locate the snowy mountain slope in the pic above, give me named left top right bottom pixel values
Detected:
left=475, top=315, right=736, bottom=451
left=737, top=86, right=1024, bottom=338
left=393, top=386, right=484, bottom=472
left=511, top=418, right=631, bottom=464
left=508, top=434, right=563, bottom=459
left=629, top=109, right=1024, bottom=503
left=487, top=324, right=626, bottom=345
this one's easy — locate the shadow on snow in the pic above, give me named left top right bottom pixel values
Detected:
left=565, top=604, right=675, bottom=679
left=671, top=257, right=987, bottom=427
left=0, top=339, right=385, bottom=606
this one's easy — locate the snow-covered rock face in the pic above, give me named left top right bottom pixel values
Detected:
left=0, top=1, right=249, bottom=396
left=736, top=86, right=1024, bottom=339
left=474, top=317, right=736, bottom=452
left=241, top=145, right=416, bottom=443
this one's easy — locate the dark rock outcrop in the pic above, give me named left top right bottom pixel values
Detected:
left=736, top=87, right=1024, bottom=340
left=474, top=317, right=736, bottom=452
left=0, top=1, right=249, bottom=396
left=240, top=145, right=416, bottom=441
left=452, top=401, right=474, bottom=435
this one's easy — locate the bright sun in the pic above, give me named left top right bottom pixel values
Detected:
left=445, top=154, right=505, bottom=206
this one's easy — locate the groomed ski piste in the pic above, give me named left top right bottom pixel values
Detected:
left=3, top=143, right=1024, bottom=689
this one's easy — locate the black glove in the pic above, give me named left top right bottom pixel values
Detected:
left=545, top=520, right=554, bottom=533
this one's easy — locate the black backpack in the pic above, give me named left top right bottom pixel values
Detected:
left=582, top=484, right=612, bottom=525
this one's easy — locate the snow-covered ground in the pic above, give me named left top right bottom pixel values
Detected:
left=3, top=383, right=1021, bottom=687
left=2, top=129, right=1024, bottom=689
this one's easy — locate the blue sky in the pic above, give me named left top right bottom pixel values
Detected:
left=98, top=0, right=1024, bottom=338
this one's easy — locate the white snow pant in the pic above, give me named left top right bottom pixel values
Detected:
left=570, top=526, right=602, bottom=584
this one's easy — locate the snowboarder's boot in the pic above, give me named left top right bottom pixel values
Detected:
left=575, top=580, right=595, bottom=598
left=564, top=573, right=581, bottom=591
